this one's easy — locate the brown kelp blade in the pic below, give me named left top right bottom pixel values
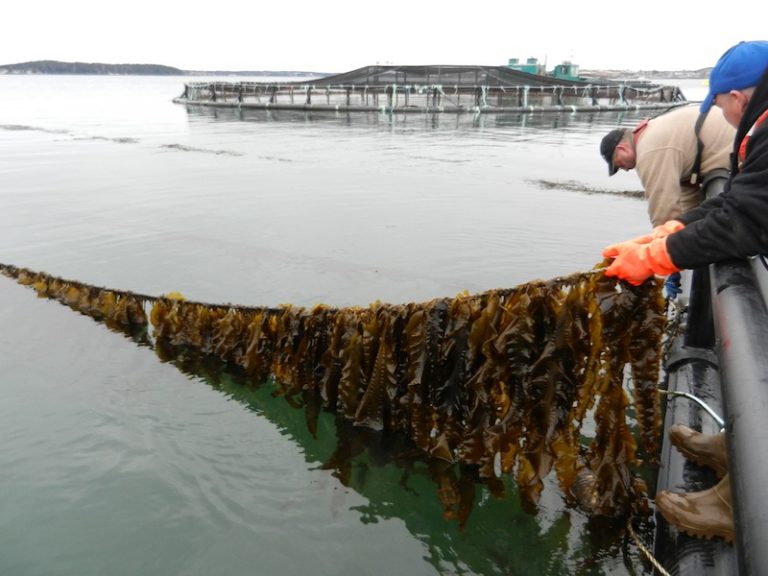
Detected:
left=0, top=262, right=666, bottom=516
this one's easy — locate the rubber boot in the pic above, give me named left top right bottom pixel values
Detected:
left=655, top=474, right=734, bottom=543
left=668, top=424, right=727, bottom=478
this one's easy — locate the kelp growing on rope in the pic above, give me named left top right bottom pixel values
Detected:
left=0, top=262, right=666, bottom=517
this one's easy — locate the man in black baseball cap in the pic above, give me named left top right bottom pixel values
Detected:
left=600, top=128, right=625, bottom=176
left=597, top=105, right=733, bottom=226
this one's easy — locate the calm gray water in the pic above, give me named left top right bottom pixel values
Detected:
left=0, top=75, right=708, bottom=576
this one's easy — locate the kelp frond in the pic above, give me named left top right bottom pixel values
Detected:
left=0, top=262, right=666, bottom=516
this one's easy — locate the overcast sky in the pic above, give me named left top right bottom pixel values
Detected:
left=4, top=1, right=765, bottom=73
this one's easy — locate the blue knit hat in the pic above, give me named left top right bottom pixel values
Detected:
left=701, top=41, right=768, bottom=113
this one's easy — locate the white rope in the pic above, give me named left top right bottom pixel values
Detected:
left=627, top=518, right=672, bottom=576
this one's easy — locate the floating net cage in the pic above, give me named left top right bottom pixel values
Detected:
left=1, top=262, right=668, bottom=518
left=174, top=64, right=687, bottom=114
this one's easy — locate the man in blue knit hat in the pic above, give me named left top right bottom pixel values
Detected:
left=601, top=40, right=768, bottom=543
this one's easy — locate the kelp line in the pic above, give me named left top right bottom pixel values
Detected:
left=0, top=262, right=667, bottom=517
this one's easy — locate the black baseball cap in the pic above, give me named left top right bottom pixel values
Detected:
left=600, top=129, right=625, bottom=176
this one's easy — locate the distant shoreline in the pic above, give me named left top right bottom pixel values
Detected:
left=0, top=60, right=706, bottom=80
left=0, top=60, right=330, bottom=77
left=580, top=69, right=709, bottom=80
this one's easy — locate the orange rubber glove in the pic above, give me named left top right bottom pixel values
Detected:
left=604, top=236, right=680, bottom=286
left=603, top=220, right=685, bottom=259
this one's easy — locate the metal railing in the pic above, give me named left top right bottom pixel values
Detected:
left=176, top=80, right=686, bottom=114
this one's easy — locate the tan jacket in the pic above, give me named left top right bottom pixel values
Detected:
left=635, top=104, right=735, bottom=226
